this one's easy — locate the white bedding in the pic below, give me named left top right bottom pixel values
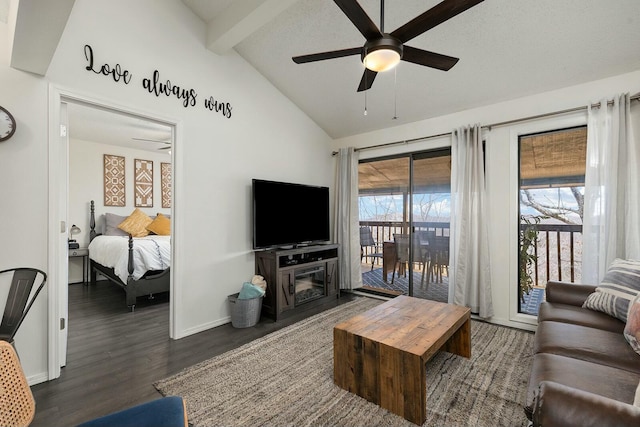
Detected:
left=88, top=235, right=171, bottom=284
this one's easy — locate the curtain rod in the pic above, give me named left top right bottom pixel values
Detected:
left=331, top=92, right=640, bottom=156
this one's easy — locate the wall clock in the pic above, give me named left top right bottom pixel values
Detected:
left=0, top=106, right=16, bottom=141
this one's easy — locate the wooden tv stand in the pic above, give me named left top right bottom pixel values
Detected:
left=255, top=244, right=339, bottom=321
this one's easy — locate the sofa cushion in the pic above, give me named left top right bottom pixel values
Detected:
left=583, top=258, right=640, bottom=323
left=525, top=353, right=640, bottom=419
left=624, top=295, right=640, bottom=355
left=538, top=301, right=624, bottom=333
left=533, top=321, right=640, bottom=373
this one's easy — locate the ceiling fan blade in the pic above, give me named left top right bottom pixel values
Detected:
left=391, top=0, right=484, bottom=43
left=402, top=46, right=459, bottom=71
left=132, top=137, right=171, bottom=144
left=357, top=69, right=378, bottom=92
left=334, top=0, right=382, bottom=40
left=292, top=47, right=361, bottom=64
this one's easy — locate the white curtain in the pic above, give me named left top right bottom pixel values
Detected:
left=334, top=147, right=362, bottom=290
left=449, top=125, right=494, bottom=318
left=582, top=93, right=640, bottom=283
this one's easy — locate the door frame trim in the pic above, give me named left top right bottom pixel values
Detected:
left=47, top=85, right=182, bottom=379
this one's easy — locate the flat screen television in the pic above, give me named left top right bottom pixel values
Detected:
left=252, top=179, right=330, bottom=249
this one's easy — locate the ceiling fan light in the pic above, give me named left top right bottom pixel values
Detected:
left=362, top=35, right=403, bottom=73
left=363, top=48, right=401, bottom=72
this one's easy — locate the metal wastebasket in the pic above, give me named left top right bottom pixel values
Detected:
left=228, top=293, right=263, bottom=328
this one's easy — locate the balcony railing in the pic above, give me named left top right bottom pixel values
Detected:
left=522, top=223, right=583, bottom=287
left=360, top=220, right=582, bottom=287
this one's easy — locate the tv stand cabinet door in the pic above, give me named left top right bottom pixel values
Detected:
left=277, top=270, right=295, bottom=314
left=326, top=259, right=338, bottom=296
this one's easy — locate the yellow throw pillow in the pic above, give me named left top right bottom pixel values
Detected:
left=118, top=208, right=153, bottom=237
left=146, top=213, right=171, bottom=236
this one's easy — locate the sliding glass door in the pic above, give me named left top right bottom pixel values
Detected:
left=410, top=149, right=451, bottom=301
left=358, top=156, right=409, bottom=296
left=358, top=149, right=451, bottom=300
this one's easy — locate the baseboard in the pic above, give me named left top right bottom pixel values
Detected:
left=27, top=371, right=49, bottom=386
left=480, top=315, right=538, bottom=332
left=177, top=316, right=231, bottom=339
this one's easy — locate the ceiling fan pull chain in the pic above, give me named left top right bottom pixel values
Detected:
left=364, top=88, right=368, bottom=116
left=364, top=66, right=368, bottom=116
left=393, top=66, right=398, bottom=120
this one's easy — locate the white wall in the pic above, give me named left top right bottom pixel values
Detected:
left=68, top=138, right=172, bottom=282
left=0, top=13, right=49, bottom=384
left=0, top=0, right=334, bottom=383
left=333, top=70, right=640, bottom=331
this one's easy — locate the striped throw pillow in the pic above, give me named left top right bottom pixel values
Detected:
left=583, top=258, right=640, bottom=323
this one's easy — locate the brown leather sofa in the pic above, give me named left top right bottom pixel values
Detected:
left=525, top=281, right=640, bottom=426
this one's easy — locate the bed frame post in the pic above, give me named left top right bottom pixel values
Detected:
left=127, top=234, right=136, bottom=311
left=89, top=200, right=97, bottom=242
left=89, top=200, right=97, bottom=286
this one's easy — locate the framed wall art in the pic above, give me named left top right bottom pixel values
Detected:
left=103, top=154, right=125, bottom=207
left=161, top=162, right=172, bottom=208
left=134, top=159, right=153, bottom=207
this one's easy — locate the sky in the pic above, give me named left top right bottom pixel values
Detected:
left=359, top=186, right=584, bottom=224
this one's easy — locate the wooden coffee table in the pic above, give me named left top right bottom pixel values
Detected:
left=333, top=296, right=471, bottom=425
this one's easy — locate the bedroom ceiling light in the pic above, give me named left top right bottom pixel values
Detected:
left=362, top=36, right=403, bottom=72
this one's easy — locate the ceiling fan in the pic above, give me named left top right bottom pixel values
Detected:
left=292, top=0, right=484, bottom=92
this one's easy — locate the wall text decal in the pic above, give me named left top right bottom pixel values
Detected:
left=83, top=44, right=232, bottom=118
left=84, top=45, right=132, bottom=84
left=142, top=70, right=197, bottom=108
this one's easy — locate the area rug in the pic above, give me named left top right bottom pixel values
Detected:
left=154, top=297, right=534, bottom=427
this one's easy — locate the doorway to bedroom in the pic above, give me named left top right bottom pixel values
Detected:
left=53, top=94, right=176, bottom=374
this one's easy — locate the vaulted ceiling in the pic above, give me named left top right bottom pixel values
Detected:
left=188, top=0, right=640, bottom=139
left=6, top=0, right=640, bottom=142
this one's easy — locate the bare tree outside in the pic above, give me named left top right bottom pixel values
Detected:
left=520, top=187, right=584, bottom=225
left=412, top=193, right=450, bottom=222
left=359, top=195, right=403, bottom=221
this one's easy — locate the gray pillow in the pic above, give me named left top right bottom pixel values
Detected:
left=104, top=213, right=129, bottom=236
left=583, top=258, right=640, bottom=322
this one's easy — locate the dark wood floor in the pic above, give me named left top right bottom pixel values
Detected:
left=30, top=281, right=355, bottom=426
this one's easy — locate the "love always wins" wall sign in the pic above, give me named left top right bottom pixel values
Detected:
left=84, top=44, right=232, bottom=119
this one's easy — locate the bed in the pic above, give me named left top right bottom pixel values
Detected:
left=88, top=200, right=171, bottom=311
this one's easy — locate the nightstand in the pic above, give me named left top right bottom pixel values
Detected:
left=69, top=247, right=89, bottom=284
